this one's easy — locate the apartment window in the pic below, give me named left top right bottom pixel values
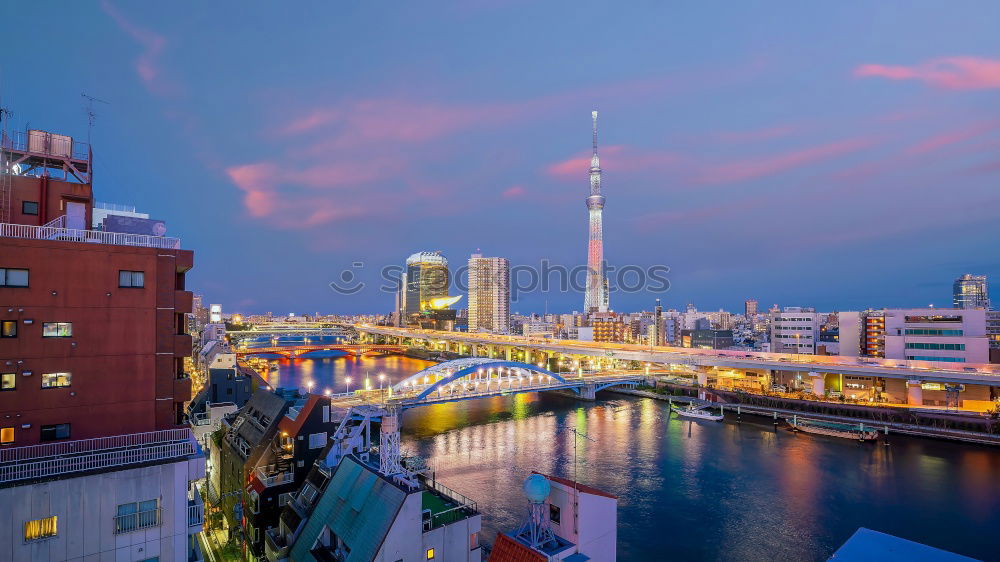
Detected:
left=24, top=516, right=57, bottom=542
left=470, top=531, right=479, bottom=549
left=549, top=503, right=561, bottom=524
left=119, top=270, right=145, bottom=288
left=0, top=268, right=29, bottom=287
left=40, top=423, right=71, bottom=442
left=308, top=432, right=327, bottom=449
left=22, top=201, right=39, bottom=215
left=115, top=499, right=160, bottom=534
left=1, top=427, right=13, bottom=444
left=426, top=548, right=435, bottom=560
left=2, top=373, right=15, bottom=391
left=41, top=372, right=71, bottom=389
left=1, top=320, right=15, bottom=338
left=42, top=323, right=72, bottom=337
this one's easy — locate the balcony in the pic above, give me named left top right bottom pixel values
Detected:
left=0, top=219, right=180, bottom=249
left=0, top=428, right=199, bottom=484
left=255, top=466, right=295, bottom=488
left=264, top=527, right=290, bottom=560
left=188, top=486, right=205, bottom=532
left=176, top=290, right=194, bottom=314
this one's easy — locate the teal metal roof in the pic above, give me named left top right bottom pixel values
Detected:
left=289, top=456, right=407, bottom=561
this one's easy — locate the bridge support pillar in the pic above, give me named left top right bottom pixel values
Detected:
left=504, top=347, right=512, bottom=361
left=809, top=372, right=825, bottom=397
left=697, top=372, right=708, bottom=400
left=906, top=380, right=923, bottom=406
left=577, top=384, right=597, bottom=401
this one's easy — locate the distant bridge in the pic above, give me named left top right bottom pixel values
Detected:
left=325, top=357, right=645, bottom=408
left=236, top=344, right=406, bottom=359
left=227, top=325, right=354, bottom=344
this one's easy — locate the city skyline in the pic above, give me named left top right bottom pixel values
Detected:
left=4, top=2, right=999, bottom=314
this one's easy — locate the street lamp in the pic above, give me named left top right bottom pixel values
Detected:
left=378, top=373, right=386, bottom=390
left=345, top=377, right=352, bottom=394
left=307, top=381, right=314, bottom=395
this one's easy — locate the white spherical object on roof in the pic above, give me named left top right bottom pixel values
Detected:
left=523, top=473, right=551, bottom=503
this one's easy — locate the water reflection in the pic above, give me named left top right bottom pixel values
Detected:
left=275, top=356, right=1000, bottom=561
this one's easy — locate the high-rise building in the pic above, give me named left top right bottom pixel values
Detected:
left=953, top=274, right=990, bottom=309
left=404, top=251, right=460, bottom=329
left=467, top=253, right=510, bottom=334
left=0, top=122, right=204, bottom=559
left=745, top=299, right=758, bottom=317
left=584, top=111, right=609, bottom=314
left=770, top=307, right=820, bottom=354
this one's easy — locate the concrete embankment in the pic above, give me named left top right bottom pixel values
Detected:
left=606, top=387, right=1000, bottom=447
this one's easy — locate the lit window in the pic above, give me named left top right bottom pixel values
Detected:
left=40, top=423, right=70, bottom=442
left=119, top=270, right=145, bottom=288
left=24, top=516, right=57, bottom=541
left=1, top=321, right=16, bottom=338
left=470, top=532, right=479, bottom=549
left=1, top=373, right=15, bottom=391
left=426, top=548, right=435, bottom=560
left=1, top=427, right=13, bottom=444
left=22, top=201, right=39, bottom=216
left=42, top=323, right=73, bottom=337
left=41, top=373, right=71, bottom=389
left=0, top=268, right=29, bottom=287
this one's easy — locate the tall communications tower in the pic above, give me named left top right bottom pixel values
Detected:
left=584, top=110, right=609, bottom=313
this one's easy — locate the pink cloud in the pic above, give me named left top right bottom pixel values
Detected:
left=697, top=137, right=875, bottom=184
left=545, top=146, right=685, bottom=179
left=905, top=120, right=1000, bottom=155
left=100, top=0, right=179, bottom=96
left=502, top=185, right=526, bottom=199
left=854, top=56, right=1000, bottom=90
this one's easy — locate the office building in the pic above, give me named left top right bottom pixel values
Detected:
left=770, top=307, right=820, bottom=354
left=0, top=123, right=203, bottom=559
left=953, top=274, right=990, bottom=309
left=884, top=308, right=989, bottom=364
left=467, top=253, right=510, bottom=334
left=745, top=299, right=758, bottom=317
left=841, top=308, right=989, bottom=364
left=403, top=251, right=459, bottom=328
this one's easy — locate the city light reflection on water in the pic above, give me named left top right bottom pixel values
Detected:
left=274, top=355, right=1000, bottom=561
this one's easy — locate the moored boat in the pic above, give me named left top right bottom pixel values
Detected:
left=671, top=404, right=724, bottom=421
left=787, top=417, right=880, bottom=441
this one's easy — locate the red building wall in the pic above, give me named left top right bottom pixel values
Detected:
left=8, top=175, right=93, bottom=226
left=0, top=237, right=193, bottom=446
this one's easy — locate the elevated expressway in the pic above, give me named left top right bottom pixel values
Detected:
left=354, top=325, right=1000, bottom=395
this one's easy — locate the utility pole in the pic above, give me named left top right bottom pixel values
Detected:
left=558, top=424, right=595, bottom=536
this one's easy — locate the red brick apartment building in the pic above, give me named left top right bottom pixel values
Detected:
left=0, top=128, right=194, bottom=446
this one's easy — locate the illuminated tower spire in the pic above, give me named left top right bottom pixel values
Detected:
left=584, top=110, right=608, bottom=313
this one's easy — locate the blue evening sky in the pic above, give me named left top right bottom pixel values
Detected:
left=4, top=2, right=999, bottom=314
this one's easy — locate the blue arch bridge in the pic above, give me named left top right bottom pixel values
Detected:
left=318, top=358, right=645, bottom=486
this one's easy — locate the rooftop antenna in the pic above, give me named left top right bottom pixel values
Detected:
left=81, top=93, right=109, bottom=146
left=557, top=423, right=596, bottom=535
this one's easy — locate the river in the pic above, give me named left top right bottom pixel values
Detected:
left=259, top=352, right=1000, bottom=561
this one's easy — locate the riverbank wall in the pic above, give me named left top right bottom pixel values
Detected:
left=606, top=385, right=1000, bottom=447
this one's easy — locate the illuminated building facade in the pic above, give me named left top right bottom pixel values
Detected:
left=770, top=307, right=819, bottom=354
left=584, top=111, right=609, bottom=314
left=0, top=122, right=204, bottom=560
left=953, top=274, right=990, bottom=309
left=467, top=253, right=510, bottom=334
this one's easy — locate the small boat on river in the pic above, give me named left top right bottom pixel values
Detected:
left=670, top=404, right=724, bottom=421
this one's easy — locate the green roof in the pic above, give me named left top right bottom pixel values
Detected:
left=289, top=456, right=407, bottom=561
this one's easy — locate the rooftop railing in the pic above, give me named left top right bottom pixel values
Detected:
left=255, top=466, right=295, bottom=488
left=0, top=221, right=180, bottom=249
left=0, top=428, right=198, bottom=484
